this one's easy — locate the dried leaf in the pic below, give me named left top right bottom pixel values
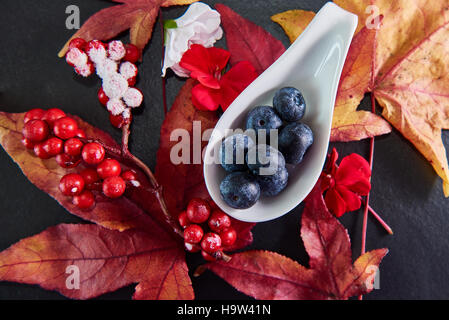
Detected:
left=0, top=224, right=192, bottom=299
left=155, top=80, right=255, bottom=250
left=202, top=183, right=388, bottom=300
left=216, top=4, right=286, bottom=74
left=332, top=21, right=391, bottom=141
left=273, top=1, right=449, bottom=196
left=58, top=0, right=199, bottom=57
left=271, top=10, right=315, bottom=43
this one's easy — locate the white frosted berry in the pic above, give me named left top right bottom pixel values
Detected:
left=123, top=88, right=143, bottom=107
left=87, top=40, right=107, bottom=64
left=96, top=58, right=118, bottom=79
left=106, top=98, right=126, bottom=115
left=119, top=61, right=138, bottom=80
left=75, top=62, right=94, bottom=77
left=108, top=40, right=126, bottom=61
left=122, top=108, right=131, bottom=119
left=102, top=73, right=129, bottom=99
left=66, top=48, right=88, bottom=67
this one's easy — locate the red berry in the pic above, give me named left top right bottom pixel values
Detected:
left=74, top=129, right=86, bottom=139
left=53, top=117, right=78, bottom=140
left=201, top=250, right=219, bottom=262
left=43, top=108, right=66, bottom=128
left=33, top=143, right=51, bottom=159
left=184, top=224, right=204, bottom=244
left=86, top=40, right=107, bottom=51
left=102, top=176, right=126, bottom=198
left=21, top=137, right=35, bottom=149
left=64, top=138, right=83, bottom=156
left=79, top=168, right=100, bottom=185
left=24, top=108, right=45, bottom=123
left=220, top=227, right=237, bottom=246
left=124, top=44, right=140, bottom=63
left=109, top=113, right=132, bottom=129
left=81, top=142, right=105, bottom=165
left=55, top=153, right=81, bottom=168
left=72, top=190, right=95, bottom=209
left=178, top=211, right=190, bottom=229
left=186, top=198, right=211, bottom=224
left=42, top=137, right=63, bottom=156
left=59, top=173, right=85, bottom=196
left=121, top=169, right=138, bottom=182
left=201, top=232, right=222, bottom=253
left=208, top=210, right=232, bottom=233
left=22, top=119, right=49, bottom=142
left=97, top=158, right=121, bottom=179
left=184, top=242, right=200, bottom=253
left=75, top=61, right=94, bottom=77
left=127, top=77, right=137, bottom=86
left=68, top=38, right=87, bottom=51
left=98, top=87, right=109, bottom=106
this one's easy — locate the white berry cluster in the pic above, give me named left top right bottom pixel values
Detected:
left=65, top=39, right=143, bottom=122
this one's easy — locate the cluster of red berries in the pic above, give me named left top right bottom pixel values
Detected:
left=65, top=38, right=142, bottom=129
left=179, top=198, right=237, bottom=261
left=21, top=107, right=139, bottom=210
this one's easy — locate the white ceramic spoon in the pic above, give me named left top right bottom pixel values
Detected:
left=203, top=2, right=358, bottom=222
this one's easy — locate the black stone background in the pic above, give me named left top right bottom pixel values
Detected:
left=0, top=0, right=448, bottom=300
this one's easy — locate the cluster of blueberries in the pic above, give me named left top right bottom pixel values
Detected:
left=218, top=87, right=314, bottom=209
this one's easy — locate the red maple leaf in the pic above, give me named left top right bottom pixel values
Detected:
left=215, top=4, right=286, bottom=74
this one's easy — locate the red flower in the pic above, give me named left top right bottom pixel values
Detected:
left=320, top=148, right=371, bottom=217
left=179, top=44, right=258, bottom=111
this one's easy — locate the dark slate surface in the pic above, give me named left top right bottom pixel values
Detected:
left=0, top=0, right=448, bottom=300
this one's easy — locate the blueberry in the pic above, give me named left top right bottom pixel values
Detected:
left=246, top=144, right=285, bottom=176
left=220, top=172, right=260, bottom=209
left=278, top=122, right=313, bottom=165
left=245, top=106, right=282, bottom=140
left=256, top=166, right=288, bottom=197
left=219, top=133, right=255, bottom=172
left=273, top=87, right=306, bottom=122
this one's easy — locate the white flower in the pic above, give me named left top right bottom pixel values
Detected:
left=162, top=2, right=223, bottom=77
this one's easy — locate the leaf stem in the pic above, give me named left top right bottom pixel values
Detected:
left=359, top=92, right=377, bottom=300
left=160, top=8, right=168, bottom=115
left=360, top=199, right=393, bottom=235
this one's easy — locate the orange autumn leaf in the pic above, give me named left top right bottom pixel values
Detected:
left=272, top=10, right=391, bottom=142
left=271, top=10, right=315, bottom=43
left=273, top=1, right=449, bottom=196
left=58, top=0, right=199, bottom=57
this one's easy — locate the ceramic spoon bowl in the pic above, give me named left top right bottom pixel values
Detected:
left=203, top=3, right=358, bottom=222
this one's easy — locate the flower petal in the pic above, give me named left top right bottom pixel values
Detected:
left=191, top=83, right=220, bottom=111
left=219, top=61, right=258, bottom=110
left=162, top=2, right=223, bottom=77
left=336, top=185, right=362, bottom=212
left=336, top=153, right=371, bottom=195
left=324, top=188, right=346, bottom=218
left=180, top=44, right=231, bottom=89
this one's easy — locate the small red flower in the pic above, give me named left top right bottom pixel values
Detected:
left=180, top=44, right=258, bottom=111
left=321, top=148, right=371, bottom=217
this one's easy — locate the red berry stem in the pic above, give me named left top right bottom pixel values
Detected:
left=120, top=122, right=183, bottom=238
